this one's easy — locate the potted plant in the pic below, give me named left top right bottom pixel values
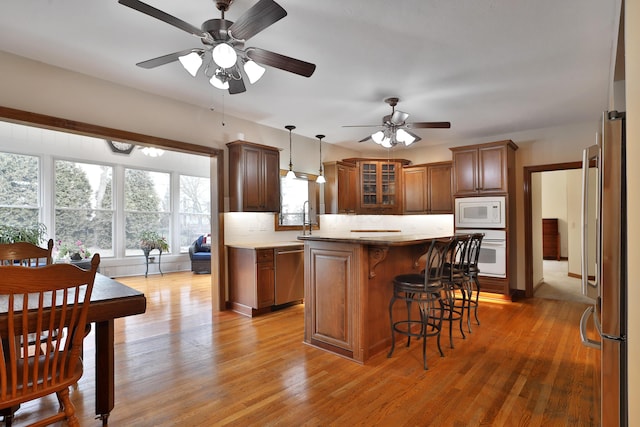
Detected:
left=0, top=223, right=47, bottom=245
left=54, top=239, right=92, bottom=261
left=139, top=231, right=169, bottom=253
left=139, top=231, right=168, bottom=277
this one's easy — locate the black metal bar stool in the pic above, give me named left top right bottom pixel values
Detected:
left=441, top=234, right=472, bottom=348
left=387, top=238, right=453, bottom=370
left=462, top=233, right=484, bottom=332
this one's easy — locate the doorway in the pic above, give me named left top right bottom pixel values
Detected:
left=0, top=106, right=226, bottom=311
left=523, top=161, right=583, bottom=300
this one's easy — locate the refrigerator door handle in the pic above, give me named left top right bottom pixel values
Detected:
left=581, top=142, right=601, bottom=300
left=579, top=305, right=602, bottom=349
left=588, top=301, right=626, bottom=343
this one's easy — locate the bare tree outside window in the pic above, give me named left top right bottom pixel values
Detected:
left=179, top=175, right=210, bottom=252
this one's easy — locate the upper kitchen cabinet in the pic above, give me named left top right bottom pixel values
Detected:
left=323, top=161, right=358, bottom=214
left=427, top=161, right=454, bottom=213
left=450, top=140, right=518, bottom=196
left=403, top=164, right=428, bottom=213
left=227, top=141, right=280, bottom=212
left=402, top=161, right=453, bottom=214
left=355, top=159, right=410, bottom=214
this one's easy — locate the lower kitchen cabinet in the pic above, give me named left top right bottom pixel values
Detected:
left=227, top=244, right=304, bottom=317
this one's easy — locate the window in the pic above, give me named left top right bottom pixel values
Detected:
left=0, top=152, right=40, bottom=226
left=276, top=171, right=320, bottom=231
left=279, top=175, right=309, bottom=226
left=179, top=175, right=210, bottom=252
left=124, top=168, right=171, bottom=255
left=54, top=160, right=114, bottom=257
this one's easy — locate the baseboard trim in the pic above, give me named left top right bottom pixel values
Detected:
left=567, top=271, right=595, bottom=281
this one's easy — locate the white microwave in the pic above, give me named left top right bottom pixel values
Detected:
left=455, top=196, right=506, bottom=229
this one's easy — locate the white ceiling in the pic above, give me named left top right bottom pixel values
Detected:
left=0, top=0, right=621, bottom=151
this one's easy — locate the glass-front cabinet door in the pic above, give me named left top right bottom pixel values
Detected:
left=380, top=162, right=396, bottom=206
left=361, top=163, right=378, bottom=206
left=358, top=160, right=402, bottom=214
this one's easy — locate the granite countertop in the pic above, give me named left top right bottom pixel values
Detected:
left=225, top=241, right=304, bottom=250
left=296, top=232, right=453, bottom=246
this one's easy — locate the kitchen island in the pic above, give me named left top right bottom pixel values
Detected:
left=298, top=232, right=452, bottom=364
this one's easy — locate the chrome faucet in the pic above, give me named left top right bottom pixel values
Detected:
left=302, top=200, right=312, bottom=236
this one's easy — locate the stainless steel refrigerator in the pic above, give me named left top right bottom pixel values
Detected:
left=580, top=111, right=627, bottom=426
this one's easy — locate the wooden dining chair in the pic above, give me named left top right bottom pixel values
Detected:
left=0, top=254, right=99, bottom=427
left=0, top=239, right=54, bottom=267
left=0, top=239, right=56, bottom=425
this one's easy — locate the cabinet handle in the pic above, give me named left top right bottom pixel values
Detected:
left=277, top=249, right=304, bottom=255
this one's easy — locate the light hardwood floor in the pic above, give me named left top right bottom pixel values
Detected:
left=11, top=272, right=599, bottom=426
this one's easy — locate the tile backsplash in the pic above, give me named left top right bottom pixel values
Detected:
left=224, top=212, right=454, bottom=244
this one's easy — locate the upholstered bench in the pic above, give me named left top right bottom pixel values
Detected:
left=189, top=234, right=211, bottom=274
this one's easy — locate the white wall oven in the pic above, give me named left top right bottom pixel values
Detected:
left=456, top=229, right=506, bottom=278
left=455, top=196, right=506, bottom=229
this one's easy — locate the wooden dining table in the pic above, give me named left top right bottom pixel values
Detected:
left=0, top=273, right=147, bottom=425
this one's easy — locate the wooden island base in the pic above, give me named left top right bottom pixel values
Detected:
left=301, top=235, right=452, bottom=363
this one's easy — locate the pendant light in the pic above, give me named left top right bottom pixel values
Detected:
left=285, top=125, right=296, bottom=180
left=315, top=134, right=326, bottom=184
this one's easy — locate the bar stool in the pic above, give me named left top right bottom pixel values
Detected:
left=441, top=234, right=472, bottom=348
left=463, top=233, right=484, bottom=332
left=387, top=238, right=453, bottom=370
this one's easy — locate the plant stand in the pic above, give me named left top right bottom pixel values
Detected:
left=142, top=248, right=163, bottom=278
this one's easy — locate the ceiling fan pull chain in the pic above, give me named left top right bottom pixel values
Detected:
left=221, top=94, right=226, bottom=126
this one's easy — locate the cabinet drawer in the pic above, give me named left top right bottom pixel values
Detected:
left=256, top=248, right=274, bottom=263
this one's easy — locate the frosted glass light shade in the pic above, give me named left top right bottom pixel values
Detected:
left=243, top=60, right=265, bottom=84
left=141, top=147, right=165, bottom=157
left=178, top=52, right=203, bottom=77
left=396, top=129, right=416, bottom=146
left=212, top=43, right=237, bottom=68
left=316, top=174, right=326, bottom=184
left=210, top=74, right=230, bottom=90
left=371, top=131, right=384, bottom=144
left=286, top=169, right=296, bottom=180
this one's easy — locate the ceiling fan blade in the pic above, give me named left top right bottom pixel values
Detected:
left=358, top=135, right=372, bottom=143
left=228, top=77, right=247, bottom=95
left=228, top=0, right=287, bottom=42
left=390, top=110, right=409, bottom=125
left=410, top=121, right=451, bottom=129
left=136, top=49, right=199, bottom=69
left=118, top=0, right=207, bottom=39
left=342, top=124, right=381, bottom=128
left=246, top=47, right=316, bottom=77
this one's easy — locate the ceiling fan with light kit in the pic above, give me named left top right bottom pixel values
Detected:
left=118, top=0, right=316, bottom=94
left=345, top=97, right=451, bottom=148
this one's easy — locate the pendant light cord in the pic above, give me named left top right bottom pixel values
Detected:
left=285, top=125, right=296, bottom=178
